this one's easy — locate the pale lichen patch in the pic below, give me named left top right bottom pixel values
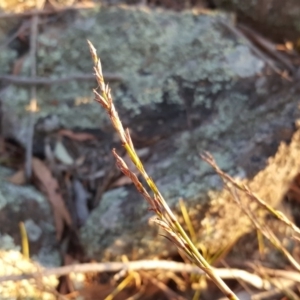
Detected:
left=1, top=6, right=264, bottom=137
left=0, top=234, right=20, bottom=251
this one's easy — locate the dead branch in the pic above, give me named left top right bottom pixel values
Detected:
left=218, top=20, right=282, bottom=75
left=238, top=24, right=296, bottom=75
left=25, top=7, right=39, bottom=180
left=141, top=271, right=186, bottom=300
left=258, top=267, right=300, bottom=283
left=0, top=260, right=271, bottom=290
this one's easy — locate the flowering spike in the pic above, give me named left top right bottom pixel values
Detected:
left=87, top=40, right=98, bottom=65
left=89, top=41, right=239, bottom=300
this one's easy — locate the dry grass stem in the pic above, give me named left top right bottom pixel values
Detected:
left=87, top=40, right=239, bottom=300
left=201, top=152, right=300, bottom=236
left=231, top=185, right=300, bottom=272
left=201, top=152, right=300, bottom=271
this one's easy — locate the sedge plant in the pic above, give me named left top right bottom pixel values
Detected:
left=88, top=40, right=239, bottom=300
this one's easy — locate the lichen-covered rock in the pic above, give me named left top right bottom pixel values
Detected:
left=213, top=0, right=300, bottom=42
left=1, top=6, right=264, bottom=144
left=0, top=167, right=60, bottom=267
left=1, top=5, right=299, bottom=262
left=81, top=75, right=300, bottom=260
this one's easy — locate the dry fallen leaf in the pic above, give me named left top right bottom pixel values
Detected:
left=7, top=169, right=26, bottom=185
left=54, top=141, right=74, bottom=165
left=32, top=158, right=72, bottom=240
left=58, top=129, right=96, bottom=142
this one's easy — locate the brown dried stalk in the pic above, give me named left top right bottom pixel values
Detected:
left=0, top=259, right=271, bottom=290
left=201, top=152, right=300, bottom=272
left=201, top=152, right=300, bottom=237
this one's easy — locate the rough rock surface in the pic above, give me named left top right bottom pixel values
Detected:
left=0, top=167, right=60, bottom=267
left=1, top=6, right=264, bottom=143
left=81, top=83, right=300, bottom=260
left=1, top=6, right=300, bottom=261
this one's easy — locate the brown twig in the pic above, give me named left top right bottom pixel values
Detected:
left=0, top=260, right=271, bottom=290
left=25, top=8, right=39, bottom=180
left=218, top=19, right=282, bottom=75
left=0, top=20, right=31, bottom=49
left=250, top=284, right=296, bottom=300
left=0, top=73, right=123, bottom=86
left=141, top=271, right=186, bottom=300
left=258, top=267, right=300, bottom=283
left=238, top=24, right=296, bottom=75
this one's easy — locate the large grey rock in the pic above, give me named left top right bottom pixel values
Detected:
left=1, top=6, right=299, bottom=261
left=69, top=8, right=299, bottom=261
left=80, top=80, right=300, bottom=260
left=0, top=167, right=60, bottom=267
left=0, top=6, right=264, bottom=144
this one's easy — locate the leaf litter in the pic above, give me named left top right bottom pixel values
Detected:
left=32, top=157, right=72, bottom=240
